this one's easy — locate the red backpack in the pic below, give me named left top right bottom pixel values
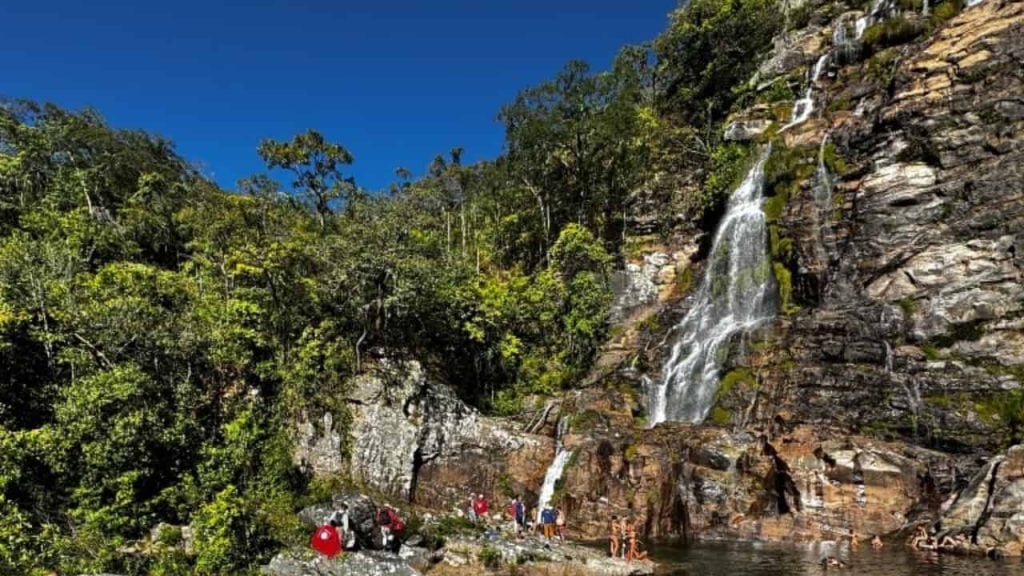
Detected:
left=310, top=524, right=342, bottom=558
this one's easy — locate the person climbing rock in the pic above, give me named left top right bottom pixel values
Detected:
left=555, top=506, right=566, bottom=541
left=871, top=534, right=884, bottom=550
left=609, top=516, right=621, bottom=558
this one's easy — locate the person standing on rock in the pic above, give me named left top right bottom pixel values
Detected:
left=541, top=506, right=556, bottom=539
left=328, top=504, right=354, bottom=550
left=509, top=496, right=526, bottom=538
left=609, top=516, right=621, bottom=558
left=556, top=506, right=566, bottom=541
left=467, top=495, right=478, bottom=524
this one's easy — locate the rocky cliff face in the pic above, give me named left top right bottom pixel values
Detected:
left=553, top=0, right=1024, bottom=553
left=732, top=0, right=1024, bottom=455
left=293, top=360, right=553, bottom=510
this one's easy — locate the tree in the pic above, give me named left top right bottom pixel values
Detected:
left=257, top=129, right=357, bottom=227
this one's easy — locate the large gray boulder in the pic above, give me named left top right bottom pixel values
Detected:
left=298, top=492, right=380, bottom=551
left=941, top=444, right=1024, bottom=556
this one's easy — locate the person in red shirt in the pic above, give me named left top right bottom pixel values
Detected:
left=473, top=494, right=489, bottom=522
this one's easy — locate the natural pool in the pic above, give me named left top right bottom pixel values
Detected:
left=649, top=540, right=1024, bottom=575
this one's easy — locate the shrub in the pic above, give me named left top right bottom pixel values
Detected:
left=479, top=545, right=502, bottom=569
left=861, top=17, right=924, bottom=56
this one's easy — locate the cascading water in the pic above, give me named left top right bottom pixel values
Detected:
left=780, top=54, right=829, bottom=132
left=856, top=0, right=896, bottom=39
left=648, top=149, right=777, bottom=425
left=536, top=418, right=573, bottom=523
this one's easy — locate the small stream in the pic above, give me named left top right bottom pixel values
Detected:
left=648, top=541, right=1024, bottom=575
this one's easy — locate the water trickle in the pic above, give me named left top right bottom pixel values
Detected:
left=856, top=0, right=897, bottom=39
left=536, top=418, right=573, bottom=524
left=855, top=17, right=869, bottom=39
left=780, top=54, right=829, bottom=132
left=648, top=149, right=777, bottom=425
left=813, top=134, right=834, bottom=210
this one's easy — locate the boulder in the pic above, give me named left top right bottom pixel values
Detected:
left=298, top=492, right=380, bottom=551
left=261, top=550, right=423, bottom=576
left=941, top=445, right=1024, bottom=556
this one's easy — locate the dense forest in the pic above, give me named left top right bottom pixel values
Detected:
left=0, top=0, right=783, bottom=573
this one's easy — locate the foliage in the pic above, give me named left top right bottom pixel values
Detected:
left=860, top=17, right=925, bottom=57
left=656, top=0, right=783, bottom=126
left=479, top=545, right=503, bottom=569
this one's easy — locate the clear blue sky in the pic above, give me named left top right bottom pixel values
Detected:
left=1, top=0, right=677, bottom=191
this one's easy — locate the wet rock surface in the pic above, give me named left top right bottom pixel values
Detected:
left=941, top=444, right=1024, bottom=556
left=711, top=0, right=1024, bottom=454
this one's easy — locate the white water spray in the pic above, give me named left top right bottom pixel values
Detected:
left=780, top=54, right=829, bottom=132
left=648, top=149, right=777, bottom=425
left=536, top=418, right=573, bottom=524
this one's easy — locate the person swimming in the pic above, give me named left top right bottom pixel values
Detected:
left=821, top=556, right=846, bottom=569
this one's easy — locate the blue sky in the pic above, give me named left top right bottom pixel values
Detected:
left=1, top=1, right=676, bottom=191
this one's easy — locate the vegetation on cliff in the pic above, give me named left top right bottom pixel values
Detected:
left=0, top=0, right=810, bottom=572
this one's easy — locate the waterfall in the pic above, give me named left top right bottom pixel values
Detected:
left=780, top=54, right=828, bottom=132
left=966, top=0, right=983, bottom=6
left=833, top=18, right=855, bottom=62
left=855, top=17, right=869, bottom=39
left=813, top=135, right=834, bottom=211
left=883, top=341, right=894, bottom=373
left=648, top=149, right=777, bottom=425
left=922, top=0, right=930, bottom=17
left=810, top=135, right=834, bottom=279
left=536, top=418, right=573, bottom=524
left=856, top=0, right=896, bottom=39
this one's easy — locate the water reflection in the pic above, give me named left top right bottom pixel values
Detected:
left=652, top=541, right=1024, bottom=575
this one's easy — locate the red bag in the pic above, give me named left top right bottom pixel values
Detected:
left=310, top=524, right=342, bottom=558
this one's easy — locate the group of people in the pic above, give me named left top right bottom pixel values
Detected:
left=310, top=503, right=405, bottom=559
left=608, top=516, right=647, bottom=561
left=506, top=495, right=567, bottom=540
left=908, top=525, right=969, bottom=553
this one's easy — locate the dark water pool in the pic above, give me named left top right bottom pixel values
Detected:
left=649, top=541, right=1024, bottom=575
